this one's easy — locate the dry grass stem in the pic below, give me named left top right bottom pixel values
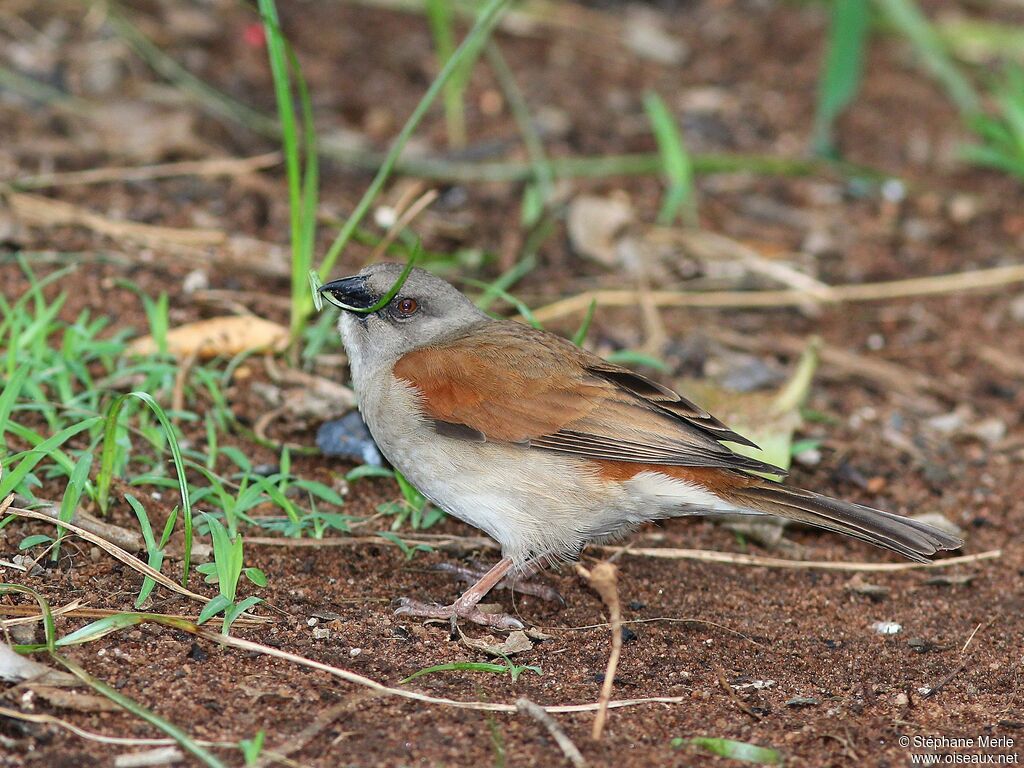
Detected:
left=516, top=697, right=587, bottom=768
left=576, top=561, right=622, bottom=740
left=531, top=264, right=1024, bottom=323
left=368, top=188, right=439, bottom=263
left=9, top=152, right=281, bottom=191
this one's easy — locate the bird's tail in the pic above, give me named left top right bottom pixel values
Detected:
left=724, top=482, right=963, bottom=563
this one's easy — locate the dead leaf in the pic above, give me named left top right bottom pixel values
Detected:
left=0, top=643, right=76, bottom=686
left=31, top=686, right=120, bottom=713
left=459, top=629, right=534, bottom=657
left=127, top=316, right=288, bottom=359
left=567, top=194, right=635, bottom=267
left=845, top=573, right=890, bottom=601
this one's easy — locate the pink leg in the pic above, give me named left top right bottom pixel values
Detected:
left=433, top=561, right=564, bottom=604
left=395, top=557, right=524, bottom=630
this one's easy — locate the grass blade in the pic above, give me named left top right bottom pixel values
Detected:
left=874, top=0, right=979, bottom=116
left=643, top=91, right=695, bottom=225
left=96, top=392, right=194, bottom=586
left=813, top=0, right=870, bottom=158
left=317, top=0, right=511, bottom=280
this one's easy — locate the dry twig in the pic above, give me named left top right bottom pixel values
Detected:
left=516, top=697, right=587, bottom=768
left=576, top=562, right=622, bottom=739
left=531, top=264, right=1024, bottom=323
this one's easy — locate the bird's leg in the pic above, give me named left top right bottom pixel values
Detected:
left=394, top=557, right=525, bottom=630
left=432, top=560, right=564, bottom=604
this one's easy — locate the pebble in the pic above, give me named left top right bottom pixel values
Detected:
left=872, top=621, right=902, bottom=635
left=317, top=411, right=385, bottom=466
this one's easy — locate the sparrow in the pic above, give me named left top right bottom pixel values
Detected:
left=320, top=264, right=963, bottom=629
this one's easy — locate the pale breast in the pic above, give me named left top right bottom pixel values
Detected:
left=357, top=373, right=629, bottom=565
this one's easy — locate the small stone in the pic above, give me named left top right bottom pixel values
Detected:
left=349, top=647, right=362, bottom=658
left=895, top=692, right=909, bottom=707
left=312, top=626, right=331, bottom=640
left=317, top=411, right=385, bottom=466
left=785, top=697, right=819, bottom=708
left=187, top=642, right=208, bottom=662
left=872, top=621, right=902, bottom=635
left=947, top=194, right=979, bottom=224
left=182, top=269, right=209, bottom=295
left=623, top=7, right=688, bottom=65
left=621, top=627, right=638, bottom=644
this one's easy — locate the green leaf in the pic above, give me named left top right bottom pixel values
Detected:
left=19, top=534, right=53, bottom=550
left=346, top=465, right=395, bottom=482
left=53, top=450, right=93, bottom=561
left=603, top=349, right=670, bottom=372
left=244, top=567, right=268, bottom=587
left=198, top=594, right=232, bottom=625
left=812, top=0, right=870, bottom=157
left=0, top=417, right=101, bottom=499
left=223, top=596, right=262, bottom=635
left=672, top=737, right=782, bottom=765
left=571, top=299, right=597, bottom=347
left=96, top=392, right=193, bottom=587
left=644, top=90, right=695, bottom=225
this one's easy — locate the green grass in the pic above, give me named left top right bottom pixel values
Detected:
left=964, top=66, right=1024, bottom=179
left=644, top=91, right=696, bottom=225
left=812, top=0, right=870, bottom=158
left=401, top=654, right=542, bottom=684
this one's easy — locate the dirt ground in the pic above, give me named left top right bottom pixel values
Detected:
left=1, top=1, right=1023, bottom=766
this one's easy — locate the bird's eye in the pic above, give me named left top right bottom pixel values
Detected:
left=395, top=297, right=418, bottom=317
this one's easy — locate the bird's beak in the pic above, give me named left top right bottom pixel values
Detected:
left=319, top=275, right=377, bottom=311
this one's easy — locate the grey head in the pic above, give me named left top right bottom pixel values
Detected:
left=320, top=263, right=489, bottom=380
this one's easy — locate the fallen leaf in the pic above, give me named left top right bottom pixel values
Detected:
left=459, top=629, right=533, bottom=657
left=0, top=643, right=76, bottom=686
left=127, top=316, right=288, bottom=359
left=567, top=194, right=635, bottom=267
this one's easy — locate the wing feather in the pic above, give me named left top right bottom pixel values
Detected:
left=392, top=322, right=785, bottom=476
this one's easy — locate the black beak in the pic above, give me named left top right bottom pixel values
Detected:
left=319, top=275, right=377, bottom=311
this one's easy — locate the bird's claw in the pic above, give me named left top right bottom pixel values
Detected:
left=394, top=597, right=525, bottom=630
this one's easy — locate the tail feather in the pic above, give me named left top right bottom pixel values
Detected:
left=728, top=483, right=963, bottom=563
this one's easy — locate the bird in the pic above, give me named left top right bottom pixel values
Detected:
left=319, top=263, right=963, bottom=630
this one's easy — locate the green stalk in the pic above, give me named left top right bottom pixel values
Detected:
left=317, top=0, right=511, bottom=282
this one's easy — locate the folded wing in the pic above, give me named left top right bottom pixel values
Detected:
left=393, top=322, right=785, bottom=476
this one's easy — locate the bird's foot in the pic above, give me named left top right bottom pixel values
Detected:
left=432, top=562, right=565, bottom=605
left=394, top=597, right=524, bottom=631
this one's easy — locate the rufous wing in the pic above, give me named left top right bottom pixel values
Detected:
left=393, top=322, right=785, bottom=476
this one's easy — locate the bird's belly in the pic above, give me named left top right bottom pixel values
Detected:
left=358, top=377, right=623, bottom=563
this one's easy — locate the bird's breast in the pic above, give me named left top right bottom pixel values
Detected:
left=355, top=373, right=626, bottom=563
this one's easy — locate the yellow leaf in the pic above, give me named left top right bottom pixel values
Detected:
left=127, top=316, right=288, bottom=359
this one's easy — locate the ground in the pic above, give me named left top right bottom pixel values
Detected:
left=1, top=1, right=1023, bottom=767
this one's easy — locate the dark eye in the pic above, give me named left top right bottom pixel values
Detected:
left=395, top=297, right=418, bottom=317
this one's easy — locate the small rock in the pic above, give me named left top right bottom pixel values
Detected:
left=312, top=626, right=331, bottom=640
left=349, top=647, right=362, bottom=658
left=793, top=447, right=821, bottom=467
left=182, top=269, right=209, bottom=295
left=1009, top=294, right=1024, bottom=324
left=872, top=621, right=902, bottom=635
left=187, top=642, right=208, bottom=662
left=317, top=411, right=385, bottom=466
left=621, top=627, right=638, bottom=644
left=623, top=7, right=688, bottom=65
left=845, top=574, right=890, bottom=601
left=785, top=697, right=819, bottom=708
left=907, top=637, right=936, bottom=654
left=895, top=692, right=909, bottom=707
left=947, top=194, right=979, bottom=224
